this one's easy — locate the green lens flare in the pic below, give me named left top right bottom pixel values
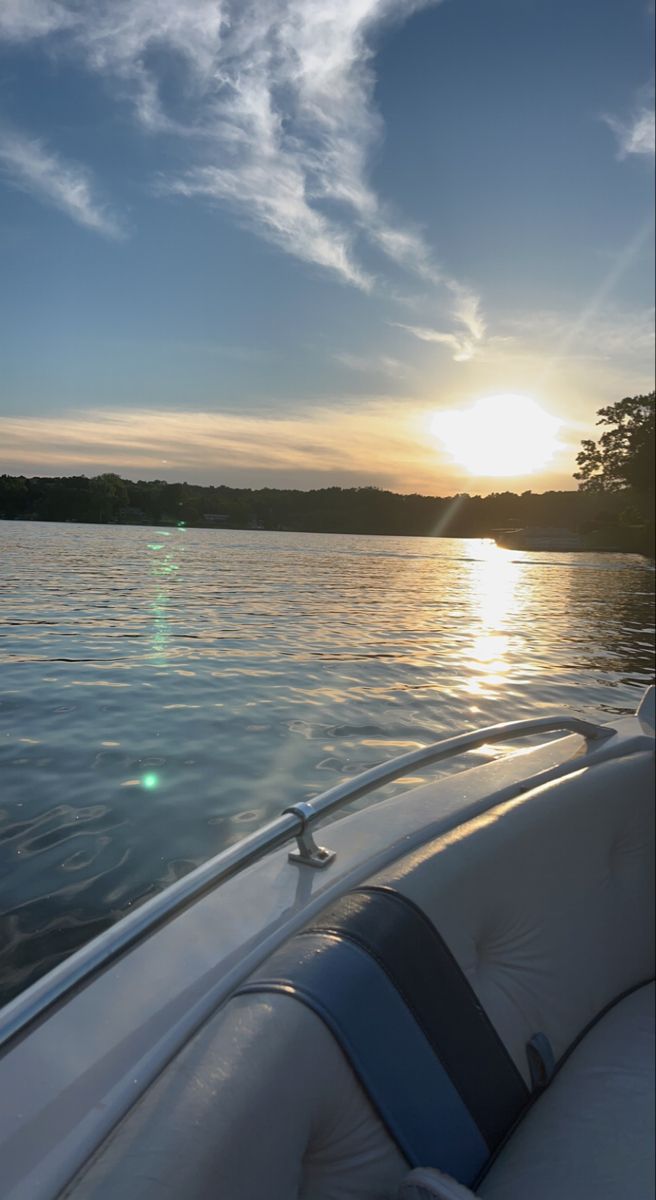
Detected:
left=142, top=773, right=159, bottom=790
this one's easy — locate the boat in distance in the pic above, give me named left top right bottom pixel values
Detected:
left=493, top=527, right=587, bottom=551
left=0, top=689, right=653, bottom=1200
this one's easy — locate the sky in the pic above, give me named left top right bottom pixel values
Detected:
left=0, top=0, right=654, bottom=495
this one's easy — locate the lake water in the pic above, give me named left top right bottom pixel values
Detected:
left=0, top=521, right=654, bottom=1004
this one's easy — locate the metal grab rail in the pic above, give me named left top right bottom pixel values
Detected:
left=0, top=714, right=615, bottom=1053
left=283, top=714, right=613, bottom=866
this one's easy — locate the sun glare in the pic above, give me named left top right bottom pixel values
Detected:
left=431, top=394, right=560, bottom=477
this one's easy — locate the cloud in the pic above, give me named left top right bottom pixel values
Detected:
left=82, top=0, right=439, bottom=289
left=334, top=351, right=409, bottom=377
left=0, top=128, right=124, bottom=237
left=0, top=0, right=75, bottom=41
left=0, top=0, right=484, bottom=329
left=370, top=224, right=440, bottom=282
left=168, top=161, right=371, bottom=290
left=393, top=323, right=477, bottom=361
left=0, top=402, right=449, bottom=492
left=448, top=285, right=486, bottom=341
left=605, top=105, right=655, bottom=158
left=390, top=276, right=487, bottom=361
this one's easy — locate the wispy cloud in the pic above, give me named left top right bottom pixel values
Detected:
left=0, top=128, right=124, bottom=237
left=0, top=402, right=450, bottom=492
left=334, top=351, right=409, bottom=378
left=393, top=323, right=477, bottom=362
left=605, top=105, right=655, bottom=158
left=390, top=275, right=487, bottom=361
left=449, top=285, right=486, bottom=341
left=0, top=0, right=75, bottom=42
left=168, top=161, right=371, bottom=290
left=0, top=0, right=484, bottom=328
left=397, top=326, right=457, bottom=353
left=79, top=0, right=442, bottom=289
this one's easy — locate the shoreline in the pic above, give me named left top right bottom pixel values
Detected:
left=1, top=514, right=653, bottom=557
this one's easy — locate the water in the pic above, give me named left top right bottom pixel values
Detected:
left=0, top=521, right=653, bottom=1005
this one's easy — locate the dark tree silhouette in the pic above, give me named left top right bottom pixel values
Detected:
left=575, top=392, right=655, bottom=503
left=0, top=473, right=635, bottom=535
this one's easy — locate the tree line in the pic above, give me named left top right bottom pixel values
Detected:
left=0, top=474, right=647, bottom=538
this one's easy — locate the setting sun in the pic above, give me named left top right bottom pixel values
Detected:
left=431, top=394, right=561, bottom=477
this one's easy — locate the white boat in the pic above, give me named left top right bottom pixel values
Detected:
left=494, top=527, right=586, bottom=551
left=0, top=690, right=654, bottom=1200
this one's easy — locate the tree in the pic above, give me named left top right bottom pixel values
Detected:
left=89, top=473, right=129, bottom=522
left=574, top=393, right=655, bottom=502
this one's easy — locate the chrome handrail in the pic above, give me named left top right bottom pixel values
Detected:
left=0, top=713, right=614, bottom=1052
left=283, top=714, right=613, bottom=865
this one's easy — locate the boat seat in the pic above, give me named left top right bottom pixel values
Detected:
left=401, top=982, right=655, bottom=1200
left=61, top=987, right=407, bottom=1200
left=63, top=751, right=654, bottom=1200
left=478, top=981, right=655, bottom=1199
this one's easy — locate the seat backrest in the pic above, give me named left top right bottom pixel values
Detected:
left=372, top=750, right=654, bottom=1081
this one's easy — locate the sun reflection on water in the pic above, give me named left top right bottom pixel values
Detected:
left=464, top=542, right=521, bottom=700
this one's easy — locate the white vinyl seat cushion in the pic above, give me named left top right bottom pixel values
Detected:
left=380, top=753, right=654, bottom=1087
left=62, top=991, right=406, bottom=1200
left=478, top=982, right=655, bottom=1200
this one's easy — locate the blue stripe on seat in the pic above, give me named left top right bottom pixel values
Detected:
left=307, top=887, right=528, bottom=1149
left=238, top=932, right=489, bottom=1183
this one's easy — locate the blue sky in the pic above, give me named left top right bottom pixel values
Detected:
left=0, top=0, right=653, bottom=493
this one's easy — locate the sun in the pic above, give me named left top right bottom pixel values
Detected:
left=431, top=394, right=560, bottom=477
